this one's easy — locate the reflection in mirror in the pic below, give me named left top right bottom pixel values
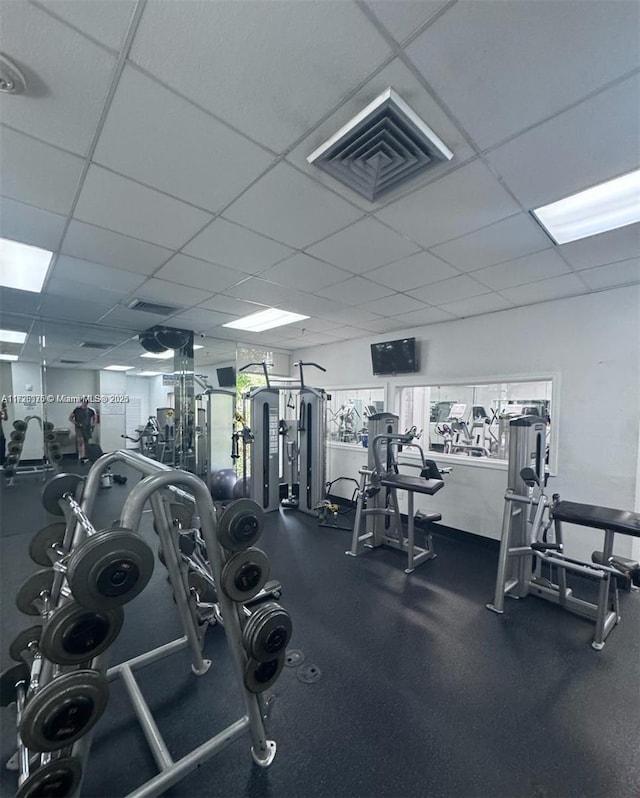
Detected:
left=326, top=387, right=385, bottom=445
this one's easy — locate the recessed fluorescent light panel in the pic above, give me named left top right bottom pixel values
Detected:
left=193, top=345, right=203, bottom=350
left=141, top=351, right=174, bottom=360
left=0, top=238, right=53, bottom=292
left=137, top=371, right=162, bottom=376
left=0, top=354, right=19, bottom=361
left=104, top=365, right=134, bottom=371
left=223, top=308, right=309, bottom=332
left=0, top=329, right=27, bottom=344
left=532, top=168, right=640, bottom=245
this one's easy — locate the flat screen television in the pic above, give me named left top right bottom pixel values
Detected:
left=216, top=366, right=236, bottom=387
left=370, top=337, right=418, bottom=375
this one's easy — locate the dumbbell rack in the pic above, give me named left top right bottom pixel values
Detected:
left=5, top=416, right=61, bottom=484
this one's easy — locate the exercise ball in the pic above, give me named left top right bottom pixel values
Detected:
left=210, top=468, right=239, bottom=501
left=232, top=477, right=252, bottom=499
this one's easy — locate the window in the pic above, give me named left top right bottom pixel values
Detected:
left=397, top=380, right=553, bottom=461
left=326, top=387, right=385, bottom=445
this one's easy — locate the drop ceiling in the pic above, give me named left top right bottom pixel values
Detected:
left=0, top=0, right=638, bottom=371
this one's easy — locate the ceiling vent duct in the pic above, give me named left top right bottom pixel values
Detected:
left=307, top=88, right=453, bottom=202
left=79, top=341, right=114, bottom=350
left=60, top=359, right=84, bottom=364
left=127, top=299, right=181, bottom=315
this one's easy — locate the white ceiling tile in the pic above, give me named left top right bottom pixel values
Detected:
left=471, top=250, right=570, bottom=291
left=168, top=308, right=237, bottom=330
left=46, top=276, right=124, bottom=304
left=365, top=1, right=450, bottom=43
left=500, top=273, right=587, bottom=305
left=0, top=196, right=66, bottom=251
left=389, top=307, right=457, bottom=326
left=406, top=0, right=640, bottom=150
left=222, top=278, right=305, bottom=308
left=286, top=57, right=475, bottom=211
left=432, top=214, right=552, bottom=272
left=73, top=165, right=213, bottom=249
left=438, top=292, right=513, bottom=318
left=559, top=223, right=640, bottom=271
left=0, top=288, right=41, bottom=316
left=487, top=75, right=640, bottom=208
left=315, top=276, right=393, bottom=305
left=579, top=259, right=640, bottom=290
left=38, top=294, right=116, bottom=324
left=306, top=218, right=421, bottom=274
left=0, top=127, right=84, bottom=214
left=376, top=160, right=520, bottom=248
left=291, top=331, right=342, bottom=346
left=184, top=218, right=293, bottom=274
left=361, top=317, right=409, bottom=334
left=223, top=162, right=363, bottom=249
left=133, top=278, right=209, bottom=308
left=0, top=2, right=117, bottom=154
left=98, top=306, right=175, bottom=330
left=367, top=252, right=458, bottom=290
left=155, top=254, right=244, bottom=293
left=130, top=0, right=392, bottom=152
left=317, top=306, right=382, bottom=325
left=408, top=274, right=490, bottom=305
left=94, top=66, right=274, bottom=213
left=61, top=220, right=172, bottom=276
left=288, top=317, right=348, bottom=334
left=324, top=326, right=373, bottom=341
left=53, top=255, right=145, bottom=294
left=198, top=295, right=268, bottom=316
left=357, top=293, right=428, bottom=317
left=258, top=254, right=352, bottom=292
left=37, top=0, right=137, bottom=51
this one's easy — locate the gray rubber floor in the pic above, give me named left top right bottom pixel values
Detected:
left=1, top=462, right=639, bottom=798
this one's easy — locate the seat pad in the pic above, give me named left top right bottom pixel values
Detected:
left=552, top=500, right=640, bottom=538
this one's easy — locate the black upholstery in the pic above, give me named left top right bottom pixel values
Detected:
left=380, top=474, right=444, bottom=496
left=552, top=500, right=640, bottom=538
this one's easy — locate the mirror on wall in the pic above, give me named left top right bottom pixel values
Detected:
left=326, top=387, right=385, bottom=445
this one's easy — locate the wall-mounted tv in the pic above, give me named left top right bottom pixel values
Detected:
left=216, top=366, right=236, bottom=387
left=370, top=337, right=418, bottom=375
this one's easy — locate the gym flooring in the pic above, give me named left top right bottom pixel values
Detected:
left=1, top=464, right=639, bottom=798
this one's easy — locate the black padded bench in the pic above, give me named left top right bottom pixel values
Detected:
left=379, top=474, right=444, bottom=496
left=552, top=501, right=640, bottom=538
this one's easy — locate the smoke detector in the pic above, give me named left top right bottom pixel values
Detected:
left=0, top=54, right=26, bottom=94
left=307, top=88, right=453, bottom=202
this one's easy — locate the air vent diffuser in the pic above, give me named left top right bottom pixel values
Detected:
left=79, top=341, right=114, bottom=350
left=60, top=359, right=84, bottom=364
left=128, top=299, right=180, bottom=315
left=307, top=88, right=453, bottom=202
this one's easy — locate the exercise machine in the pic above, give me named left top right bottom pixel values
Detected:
left=487, top=415, right=640, bottom=649
left=295, top=361, right=327, bottom=517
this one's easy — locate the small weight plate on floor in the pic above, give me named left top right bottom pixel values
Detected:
left=40, top=602, right=124, bottom=665
left=297, top=663, right=321, bottom=684
left=66, top=529, right=154, bottom=610
left=0, top=663, right=30, bottom=707
left=16, top=569, right=54, bottom=616
left=19, top=669, right=109, bottom=752
left=41, top=474, right=85, bottom=516
left=9, top=626, right=43, bottom=662
left=245, top=603, right=292, bottom=662
left=29, top=522, right=67, bottom=567
left=243, top=654, right=285, bottom=694
left=284, top=649, right=305, bottom=668
left=188, top=571, right=217, bottom=603
left=217, top=499, right=264, bottom=551
left=221, top=548, right=269, bottom=602
left=16, top=755, right=82, bottom=798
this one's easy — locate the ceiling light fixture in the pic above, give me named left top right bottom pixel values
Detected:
left=0, top=354, right=19, bottom=361
left=0, top=329, right=27, bottom=344
left=104, top=365, right=134, bottom=371
left=0, top=237, right=53, bottom=292
left=137, top=371, right=163, bottom=377
left=532, top=168, right=640, bottom=245
left=141, top=351, right=175, bottom=360
left=223, top=308, right=309, bottom=332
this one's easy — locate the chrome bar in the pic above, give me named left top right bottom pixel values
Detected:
left=107, top=637, right=188, bottom=679
left=120, top=664, right=173, bottom=772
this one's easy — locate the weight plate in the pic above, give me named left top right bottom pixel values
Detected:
left=4, top=466, right=16, bottom=477
left=43, top=421, right=55, bottom=432
left=19, top=669, right=109, bottom=752
left=29, top=522, right=67, bottom=567
left=284, top=649, right=305, bottom=668
left=221, top=548, right=269, bottom=603
left=16, top=569, right=54, bottom=616
left=170, top=503, right=193, bottom=529
left=0, top=663, right=30, bottom=707
left=41, top=474, right=85, bottom=516
left=217, top=499, right=264, bottom=551
left=6, top=454, right=20, bottom=465
left=13, top=420, right=27, bottom=432
left=10, top=430, right=25, bottom=442
left=44, top=431, right=57, bottom=443
left=250, top=607, right=292, bottom=662
left=67, top=529, right=154, bottom=610
left=9, top=625, right=43, bottom=662
left=297, top=663, right=321, bottom=684
left=40, top=602, right=124, bottom=666
left=178, top=532, right=196, bottom=557
left=16, top=756, right=82, bottom=798
left=49, top=450, right=64, bottom=463
left=243, top=654, right=285, bottom=694
left=187, top=571, right=217, bottom=603
left=8, top=440, right=22, bottom=454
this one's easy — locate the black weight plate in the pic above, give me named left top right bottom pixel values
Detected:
left=6, top=454, right=20, bottom=465
left=8, top=440, right=22, bottom=454
left=43, top=421, right=55, bottom=432
left=13, top=420, right=27, bottom=432
left=41, top=474, right=85, bottom=516
left=170, top=503, right=193, bottom=529
left=297, top=663, right=321, bottom=684
left=9, top=625, right=43, bottom=662
left=16, top=569, right=54, bottom=616
left=67, top=529, right=154, bottom=610
left=29, top=523, right=67, bottom=567
left=49, top=449, right=64, bottom=463
left=220, top=548, right=269, bottom=602
left=10, top=431, right=24, bottom=442
left=16, top=755, right=82, bottom=798
left=0, top=663, right=30, bottom=707
left=187, top=571, right=217, bottom=603
left=284, top=649, right=305, bottom=668
left=44, top=431, right=57, bottom=443
left=4, top=466, right=16, bottom=477
left=40, top=602, right=124, bottom=666
left=248, top=606, right=292, bottom=663
left=19, top=669, right=109, bottom=752
left=217, top=499, right=264, bottom=551
left=243, top=654, right=285, bottom=694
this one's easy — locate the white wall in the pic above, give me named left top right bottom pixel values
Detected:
left=294, top=286, right=640, bottom=562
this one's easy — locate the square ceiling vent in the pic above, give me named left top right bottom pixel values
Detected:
left=307, top=88, right=453, bottom=202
